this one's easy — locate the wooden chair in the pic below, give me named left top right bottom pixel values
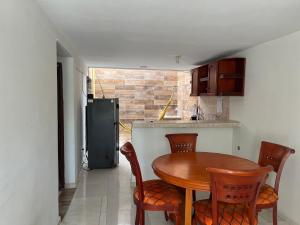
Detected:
left=165, top=133, right=198, bottom=205
left=256, top=141, right=295, bottom=225
left=165, top=133, right=198, bottom=153
left=192, top=166, right=273, bottom=225
left=120, top=142, right=183, bottom=225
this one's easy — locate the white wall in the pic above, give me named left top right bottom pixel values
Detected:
left=81, top=75, right=88, bottom=163
left=57, top=49, right=86, bottom=188
left=73, top=60, right=85, bottom=186
left=0, top=0, right=86, bottom=224
left=230, top=31, right=300, bottom=225
left=57, top=57, right=77, bottom=186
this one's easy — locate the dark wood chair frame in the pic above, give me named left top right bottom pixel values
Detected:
left=193, top=166, right=273, bottom=225
left=121, top=142, right=182, bottom=225
left=257, top=141, right=295, bottom=225
left=165, top=133, right=198, bottom=206
left=165, top=133, right=198, bottom=153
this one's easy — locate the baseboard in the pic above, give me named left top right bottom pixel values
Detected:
left=64, top=183, right=77, bottom=189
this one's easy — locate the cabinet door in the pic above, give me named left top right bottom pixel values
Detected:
left=190, top=68, right=199, bottom=96
left=198, top=65, right=209, bottom=94
left=208, top=63, right=217, bottom=95
left=217, top=58, right=245, bottom=96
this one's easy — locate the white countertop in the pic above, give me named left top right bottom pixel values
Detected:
left=132, top=120, right=240, bottom=128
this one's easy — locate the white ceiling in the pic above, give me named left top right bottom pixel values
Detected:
left=37, top=0, right=300, bottom=70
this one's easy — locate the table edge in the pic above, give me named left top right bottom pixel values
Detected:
left=152, top=152, right=259, bottom=191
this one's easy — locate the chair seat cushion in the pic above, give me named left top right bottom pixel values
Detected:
left=134, top=179, right=183, bottom=209
left=193, top=199, right=258, bottom=225
left=256, top=184, right=278, bottom=206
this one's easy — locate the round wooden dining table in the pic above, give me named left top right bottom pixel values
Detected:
left=152, top=152, right=260, bottom=225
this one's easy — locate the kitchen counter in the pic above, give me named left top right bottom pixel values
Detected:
left=132, top=120, right=240, bottom=128
left=131, top=119, right=241, bottom=181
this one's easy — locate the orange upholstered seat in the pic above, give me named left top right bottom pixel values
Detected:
left=134, top=179, right=183, bottom=209
left=256, top=141, right=295, bottom=225
left=121, top=142, right=183, bottom=225
left=256, top=184, right=278, bottom=206
left=193, top=200, right=258, bottom=225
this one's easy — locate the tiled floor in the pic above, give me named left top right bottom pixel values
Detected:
left=61, top=129, right=290, bottom=225
left=61, top=154, right=172, bottom=225
left=61, top=155, right=290, bottom=225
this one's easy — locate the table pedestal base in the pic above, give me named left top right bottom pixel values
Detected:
left=185, top=188, right=192, bottom=225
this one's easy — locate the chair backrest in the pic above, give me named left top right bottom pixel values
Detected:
left=258, top=141, right=295, bottom=193
left=208, top=166, right=273, bottom=225
left=165, top=133, right=198, bottom=153
left=120, top=142, right=144, bottom=201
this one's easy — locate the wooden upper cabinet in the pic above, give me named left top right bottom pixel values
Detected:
left=198, top=65, right=209, bottom=95
left=217, top=58, right=245, bottom=96
left=207, top=63, right=217, bottom=95
left=190, top=68, right=199, bottom=96
left=191, top=58, right=245, bottom=96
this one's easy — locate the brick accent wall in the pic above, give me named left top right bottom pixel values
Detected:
left=91, top=68, right=178, bottom=122
left=89, top=68, right=229, bottom=122
left=177, top=71, right=198, bottom=119
left=199, top=96, right=229, bottom=120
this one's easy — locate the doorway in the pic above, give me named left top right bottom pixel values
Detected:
left=57, top=62, right=65, bottom=190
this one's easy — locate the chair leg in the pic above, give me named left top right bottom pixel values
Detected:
left=192, top=190, right=196, bottom=202
left=192, top=217, right=198, bottom=225
left=273, top=204, right=278, bottom=225
left=139, top=208, right=145, bottom=225
left=164, top=211, right=169, bottom=221
left=174, top=211, right=181, bottom=225
left=135, top=206, right=140, bottom=225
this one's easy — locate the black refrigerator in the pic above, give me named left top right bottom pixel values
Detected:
left=86, top=98, right=119, bottom=169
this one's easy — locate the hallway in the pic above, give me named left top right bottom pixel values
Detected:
left=60, top=154, right=173, bottom=225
